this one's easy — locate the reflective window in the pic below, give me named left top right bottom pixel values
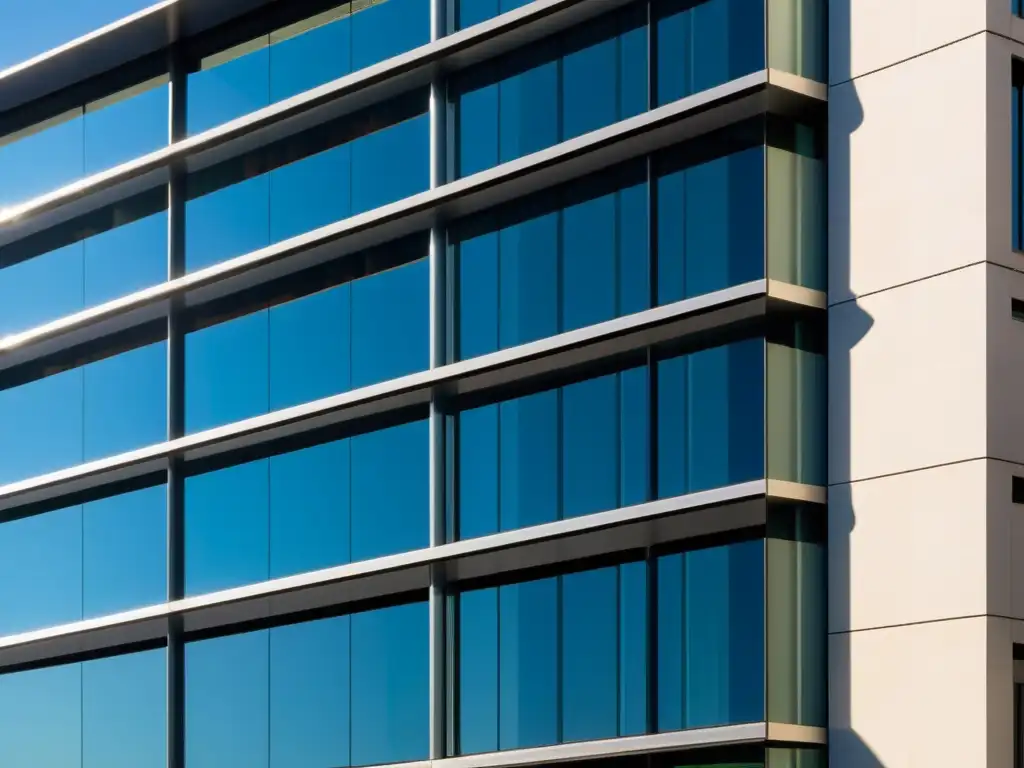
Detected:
left=452, top=0, right=535, bottom=29
left=185, top=100, right=428, bottom=273
left=456, top=368, right=649, bottom=540
left=450, top=5, right=646, bottom=178
left=455, top=562, right=647, bottom=753
left=185, top=259, right=428, bottom=434
left=767, top=0, right=826, bottom=82
left=185, top=601, right=428, bottom=768
left=0, top=341, right=167, bottom=486
left=454, top=121, right=825, bottom=362
left=0, top=196, right=167, bottom=339
left=0, top=485, right=166, bottom=636
left=456, top=338, right=773, bottom=540
left=185, top=419, right=428, bottom=596
left=187, top=0, right=430, bottom=136
left=0, top=78, right=168, bottom=208
left=1015, top=65, right=1023, bottom=251
left=0, top=649, right=166, bottom=768
left=657, top=539, right=765, bottom=730
left=654, top=0, right=764, bottom=107
left=453, top=161, right=649, bottom=361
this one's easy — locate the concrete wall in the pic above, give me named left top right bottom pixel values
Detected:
left=828, top=2, right=1024, bottom=765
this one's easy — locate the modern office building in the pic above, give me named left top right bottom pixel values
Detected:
left=4, top=1, right=1016, bottom=767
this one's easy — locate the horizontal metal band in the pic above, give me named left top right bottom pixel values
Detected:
left=0, top=279, right=823, bottom=514
left=0, top=0, right=650, bottom=244
left=0, top=68, right=815, bottom=374
left=0, top=0, right=273, bottom=112
left=0, top=478, right=823, bottom=671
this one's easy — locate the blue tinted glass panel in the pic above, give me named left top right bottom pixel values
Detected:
left=187, top=258, right=426, bottom=435
left=0, top=504, right=82, bottom=636
left=499, top=577, right=558, bottom=748
left=561, top=567, right=621, bottom=742
left=457, top=562, right=645, bottom=754
left=185, top=459, right=270, bottom=595
left=270, top=617, right=351, bottom=768
left=657, top=146, right=765, bottom=305
left=452, top=7, right=646, bottom=178
left=83, top=485, right=167, bottom=617
left=0, top=244, right=83, bottom=337
left=269, top=285, right=351, bottom=411
left=457, top=369, right=647, bottom=540
left=657, top=539, right=765, bottom=730
left=351, top=0, right=430, bottom=70
left=455, top=165, right=648, bottom=360
left=0, top=650, right=165, bottom=768
left=1015, top=81, right=1023, bottom=250
left=185, top=310, right=269, bottom=433
left=269, top=440, right=350, bottom=579
left=350, top=260, right=430, bottom=388
left=84, top=82, right=169, bottom=174
left=0, top=663, right=81, bottom=767
left=0, top=81, right=167, bottom=208
left=83, top=341, right=167, bottom=461
left=351, top=601, right=429, bottom=765
left=454, top=0, right=533, bottom=29
left=351, top=420, right=429, bottom=561
left=83, top=210, right=168, bottom=307
left=82, top=649, right=166, bottom=768
left=186, top=630, right=270, bottom=768
left=185, top=112, right=426, bottom=274
left=188, top=46, right=271, bottom=136
left=0, top=342, right=165, bottom=486
left=654, top=0, right=765, bottom=107
left=189, top=1, right=428, bottom=136
left=0, top=485, right=166, bottom=636
left=657, top=339, right=765, bottom=498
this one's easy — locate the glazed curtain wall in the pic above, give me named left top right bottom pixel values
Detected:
left=0, top=523, right=823, bottom=767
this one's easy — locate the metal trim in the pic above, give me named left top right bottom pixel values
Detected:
left=0, top=279, right=823, bottom=514
left=0, top=479, right=825, bottom=670
left=0, top=70, right=811, bottom=374
left=764, top=723, right=828, bottom=745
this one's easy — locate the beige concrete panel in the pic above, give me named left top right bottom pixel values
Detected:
left=987, top=265, right=1024, bottom=464
left=829, top=461, right=988, bottom=635
left=829, top=0, right=985, bottom=84
left=829, top=265, right=987, bottom=485
left=830, top=617, right=993, bottom=768
left=829, top=34, right=989, bottom=305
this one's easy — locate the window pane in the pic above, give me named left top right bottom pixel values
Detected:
left=657, top=539, right=765, bottom=730
left=454, top=162, right=648, bottom=361
left=188, top=0, right=429, bottom=136
left=351, top=601, right=429, bottom=765
left=0, top=81, right=167, bottom=208
left=0, top=650, right=165, bottom=768
left=82, top=649, right=166, bottom=768
left=0, top=342, right=166, bottom=485
left=185, top=105, right=427, bottom=274
left=767, top=0, right=826, bottom=82
left=654, top=0, right=765, bottom=107
left=452, top=7, right=646, bottom=178
left=657, top=339, right=765, bottom=498
left=270, top=617, right=351, bottom=768
left=187, top=419, right=426, bottom=595
left=186, top=630, right=270, bottom=768
left=456, top=368, right=648, bottom=540
left=185, top=458, right=270, bottom=595
left=456, top=562, right=647, bottom=754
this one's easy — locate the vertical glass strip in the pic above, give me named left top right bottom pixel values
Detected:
left=766, top=124, right=826, bottom=292
left=766, top=505, right=827, bottom=727
left=767, top=0, right=826, bottom=83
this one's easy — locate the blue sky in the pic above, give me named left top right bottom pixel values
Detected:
left=0, top=0, right=154, bottom=70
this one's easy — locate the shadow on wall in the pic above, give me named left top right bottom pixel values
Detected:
left=824, top=0, right=882, bottom=766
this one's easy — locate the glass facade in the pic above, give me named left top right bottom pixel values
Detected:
left=0, top=0, right=828, bottom=766
left=1015, top=62, right=1023, bottom=251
